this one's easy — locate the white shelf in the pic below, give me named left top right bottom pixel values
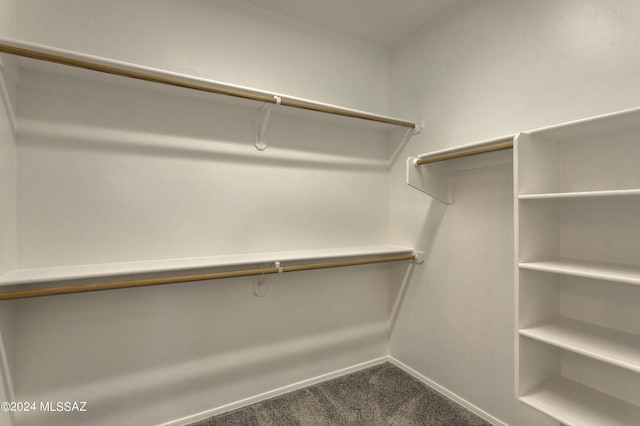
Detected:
left=519, top=188, right=640, bottom=200
left=520, top=317, right=640, bottom=373
left=407, top=134, right=514, bottom=204
left=519, top=259, right=640, bottom=286
left=0, top=245, right=415, bottom=289
left=516, top=106, right=640, bottom=424
left=525, top=106, right=640, bottom=141
left=414, top=134, right=515, bottom=169
left=520, top=377, right=640, bottom=426
left=0, top=37, right=415, bottom=132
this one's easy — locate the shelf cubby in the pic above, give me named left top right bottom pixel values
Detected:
left=515, top=107, right=640, bottom=425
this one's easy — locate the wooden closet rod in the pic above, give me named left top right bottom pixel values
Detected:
left=415, top=141, right=513, bottom=165
left=0, top=40, right=416, bottom=129
left=0, top=254, right=416, bottom=300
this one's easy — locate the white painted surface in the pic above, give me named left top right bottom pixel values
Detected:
left=4, top=1, right=640, bottom=425
left=515, top=109, right=640, bottom=423
left=0, top=2, right=404, bottom=425
left=520, top=317, right=640, bottom=373
left=390, top=357, right=509, bottom=426
left=407, top=134, right=514, bottom=204
left=520, top=376, right=640, bottom=426
left=519, top=260, right=640, bottom=286
left=244, top=0, right=465, bottom=49
left=0, top=55, right=16, bottom=283
left=0, top=0, right=16, bottom=39
left=0, top=6, right=17, bottom=422
left=0, top=302, right=15, bottom=426
left=391, top=161, right=540, bottom=425
left=16, top=0, right=390, bottom=115
left=12, top=266, right=390, bottom=426
left=0, top=245, right=413, bottom=288
left=7, top=64, right=396, bottom=426
left=390, top=0, right=640, bottom=139
left=15, top=67, right=390, bottom=269
left=389, top=1, right=640, bottom=425
left=165, top=356, right=389, bottom=426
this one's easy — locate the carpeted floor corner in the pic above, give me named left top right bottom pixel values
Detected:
left=189, top=362, right=491, bottom=425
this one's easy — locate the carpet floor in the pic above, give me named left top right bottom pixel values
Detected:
left=189, top=362, right=491, bottom=425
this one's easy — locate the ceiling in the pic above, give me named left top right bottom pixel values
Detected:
left=243, top=0, right=464, bottom=49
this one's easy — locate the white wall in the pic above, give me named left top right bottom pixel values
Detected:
left=16, top=69, right=391, bottom=268
left=0, top=66, right=16, bottom=275
left=389, top=1, right=640, bottom=425
left=0, top=0, right=17, bottom=276
left=0, top=78, right=16, bottom=425
left=0, top=0, right=16, bottom=38
left=5, top=1, right=397, bottom=425
left=11, top=1, right=640, bottom=425
left=0, top=1, right=18, bottom=424
left=16, top=0, right=389, bottom=115
left=0, top=301, right=15, bottom=426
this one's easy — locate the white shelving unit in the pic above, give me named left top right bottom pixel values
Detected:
left=515, top=107, right=640, bottom=425
left=0, top=39, right=421, bottom=298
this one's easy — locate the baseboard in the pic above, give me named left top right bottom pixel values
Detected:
left=161, top=356, right=389, bottom=426
left=388, top=357, right=508, bottom=426
left=162, top=355, right=509, bottom=426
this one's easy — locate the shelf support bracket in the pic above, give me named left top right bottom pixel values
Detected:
left=389, top=121, right=424, bottom=167
left=253, top=261, right=282, bottom=297
left=254, top=274, right=267, bottom=297
left=406, top=156, right=453, bottom=204
left=255, top=96, right=281, bottom=151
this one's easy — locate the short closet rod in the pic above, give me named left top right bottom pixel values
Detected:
left=0, top=254, right=416, bottom=300
left=415, top=141, right=513, bottom=165
left=0, top=40, right=416, bottom=129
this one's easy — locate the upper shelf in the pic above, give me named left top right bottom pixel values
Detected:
left=406, top=134, right=515, bottom=204
left=409, top=106, right=640, bottom=202
left=0, top=37, right=416, bottom=131
left=517, top=107, right=640, bottom=196
left=413, top=135, right=514, bottom=167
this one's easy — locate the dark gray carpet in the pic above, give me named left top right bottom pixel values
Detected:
left=190, top=362, right=491, bottom=425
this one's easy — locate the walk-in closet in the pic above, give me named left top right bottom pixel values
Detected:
left=1, top=1, right=639, bottom=425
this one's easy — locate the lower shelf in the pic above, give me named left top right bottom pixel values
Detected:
left=519, top=259, right=640, bottom=286
left=519, top=317, right=640, bottom=373
left=520, top=377, right=640, bottom=426
left=0, top=245, right=419, bottom=299
left=0, top=245, right=415, bottom=287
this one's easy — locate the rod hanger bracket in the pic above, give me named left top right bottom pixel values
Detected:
left=402, top=120, right=424, bottom=147
left=402, top=120, right=424, bottom=143
left=255, top=96, right=282, bottom=151
left=412, top=251, right=425, bottom=264
left=254, top=274, right=267, bottom=297
left=410, top=121, right=425, bottom=136
left=253, top=261, right=282, bottom=297
left=388, top=120, right=424, bottom=166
